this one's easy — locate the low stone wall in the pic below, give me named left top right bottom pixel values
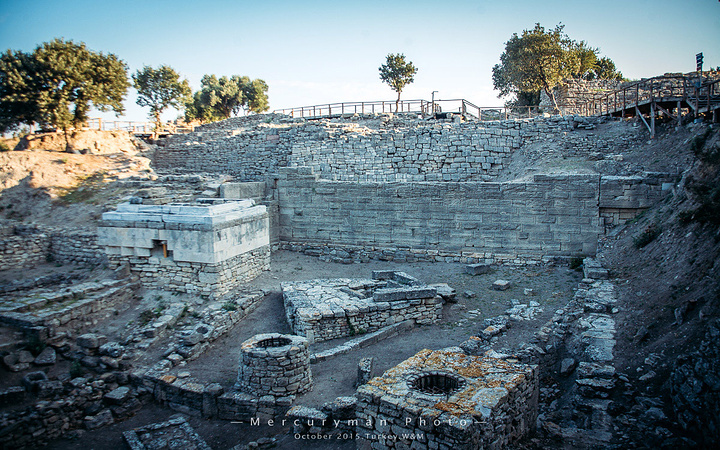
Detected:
left=0, top=224, right=105, bottom=271
left=0, top=374, right=145, bottom=450
left=599, top=173, right=676, bottom=228
left=0, top=225, right=49, bottom=270
left=133, top=369, right=291, bottom=421
left=49, top=230, right=105, bottom=266
left=282, top=276, right=442, bottom=343
left=0, top=280, right=139, bottom=338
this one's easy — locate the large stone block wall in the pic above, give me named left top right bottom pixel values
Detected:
left=99, top=201, right=271, bottom=297
left=276, top=167, right=602, bottom=262
left=599, top=173, right=676, bottom=228
left=155, top=115, right=578, bottom=183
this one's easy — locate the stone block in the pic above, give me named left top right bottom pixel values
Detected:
left=492, top=280, right=512, bottom=291
left=33, top=347, right=56, bottom=366
left=77, top=333, right=108, bottom=349
left=465, top=263, right=491, bottom=275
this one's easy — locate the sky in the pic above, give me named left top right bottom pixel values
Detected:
left=1, top=0, right=719, bottom=123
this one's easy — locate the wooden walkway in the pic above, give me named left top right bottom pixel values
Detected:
left=584, top=74, right=720, bottom=136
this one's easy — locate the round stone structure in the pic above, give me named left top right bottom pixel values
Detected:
left=236, top=333, right=312, bottom=397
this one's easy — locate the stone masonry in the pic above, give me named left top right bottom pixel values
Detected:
left=236, top=333, right=312, bottom=398
left=98, top=199, right=269, bottom=298
left=277, top=167, right=602, bottom=262
left=282, top=271, right=442, bottom=343
left=355, top=348, right=539, bottom=449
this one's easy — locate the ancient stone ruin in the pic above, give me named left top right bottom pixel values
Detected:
left=282, top=271, right=441, bottom=343
left=356, top=349, right=538, bottom=449
left=236, top=333, right=312, bottom=397
left=1, top=97, right=715, bottom=450
left=98, top=199, right=270, bottom=298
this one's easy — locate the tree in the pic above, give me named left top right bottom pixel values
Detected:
left=492, top=24, right=623, bottom=111
left=133, top=65, right=191, bottom=133
left=0, top=50, right=42, bottom=132
left=185, top=74, right=269, bottom=123
left=379, top=53, right=418, bottom=112
left=241, top=78, right=269, bottom=114
left=0, top=39, right=129, bottom=150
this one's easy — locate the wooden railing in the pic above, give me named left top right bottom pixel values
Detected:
left=273, top=99, right=554, bottom=121
left=84, top=118, right=194, bottom=134
left=582, top=73, right=720, bottom=117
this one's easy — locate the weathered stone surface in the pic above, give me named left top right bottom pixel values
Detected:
left=33, top=347, right=56, bottom=365
left=85, top=409, right=114, bottom=430
left=77, top=333, right=107, bottom=349
left=465, top=263, right=491, bottom=275
left=104, top=386, right=132, bottom=404
left=493, top=279, right=512, bottom=291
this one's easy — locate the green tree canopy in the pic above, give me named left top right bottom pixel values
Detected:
left=133, top=65, right=191, bottom=131
left=0, top=39, right=129, bottom=148
left=379, top=53, right=418, bottom=111
left=492, top=24, right=623, bottom=110
left=185, top=74, right=269, bottom=123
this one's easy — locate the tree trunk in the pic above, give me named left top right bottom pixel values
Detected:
left=153, top=111, right=161, bottom=140
left=63, top=126, right=72, bottom=152
left=395, top=91, right=401, bottom=113
left=544, top=85, right=560, bottom=115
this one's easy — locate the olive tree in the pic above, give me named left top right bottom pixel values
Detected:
left=379, top=53, right=418, bottom=112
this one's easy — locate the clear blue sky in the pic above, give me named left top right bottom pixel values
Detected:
left=1, top=0, right=718, bottom=123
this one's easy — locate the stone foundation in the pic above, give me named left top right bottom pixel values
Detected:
left=282, top=272, right=442, bottom=343
left=355, top=349, right=538, bottom=449
left=236, top=333, right=312, bottom=397
left=108, top=246, right=269, bottom=298
left=99, top=199, right=270, bottom=297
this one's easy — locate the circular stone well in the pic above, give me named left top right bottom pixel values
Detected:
left=407, top=371, right=466, bottom=396
left=236, top=333, right=312, bottom=397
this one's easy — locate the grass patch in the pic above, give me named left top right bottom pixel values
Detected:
left=57, top=171, right=108, bottom=205
left=221, top=301, right=237, bottom=311
left=69, top=361, right=84, bottom=378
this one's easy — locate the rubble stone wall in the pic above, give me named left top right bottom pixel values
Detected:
left=276, top=167, right=602, bottom=261
left=108, top=246, right=269, bottom=298
left=0, top=228, right=49, bottom=270
left=156, top=115, right=579, bottom=182
left=0, top=225, right=104, bottom=270
left=49, top=230, right=106, bottom=266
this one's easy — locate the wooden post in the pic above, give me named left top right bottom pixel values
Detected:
left=650, top=102, right=656, bottom=138
left=677, top=100, right=682, bottom=127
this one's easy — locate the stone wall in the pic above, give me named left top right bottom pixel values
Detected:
left=99, top=200, right=270, bottom=298
left=599, top=173, right=676, bottom=228
left=49, top=230, right=106, bottom=266
left=282, top=277, right=442, bottom=343
left=276, top=167, right=602, bottom=262
left=0, top=225, right=49, bottom=270
left=156, top=115, right=579, bottom=183
left=0, top=224, right=105, bottom=270
left=541, top=79, right=629, bottom=114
